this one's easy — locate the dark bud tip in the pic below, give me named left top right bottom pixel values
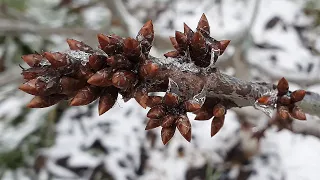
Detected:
left=147, top=105, right=166, bottom=119
left=211, top=116, right=225, bottom=137
left=277, top=77, right=289, bottom=95
left=98, top=89, right=118, bottom=115
left=218, top=40, right=231, bottom=55
left=197, top=13, right=210, bottom=34
left=21, top=54, right=43, bottom=67
left=161, top=126, right=176, bottom=145
left=145, top=119, right=161, bottom=130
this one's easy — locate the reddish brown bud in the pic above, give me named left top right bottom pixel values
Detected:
left=257, top=96, right=272, bottom=105
left=161, top=115, right=177, bottom=128
left=163, top=92, right=179, bottom=107
left=21, top=67, right=48, bottom=80
left=146, top=96, right=163, bottom=107
left=123, top=37, right=141, bottom=58
left=197, top=13, right=210, bottom=34
left=176, top=115, right=191, bottom=141
left=66, top=39, right=93, bottom=52
left=161, top=126, right=176, bottom=145
left=76, top=64, right=95, bottom=80
left=27, top=94, right=67, bottom=108
left=60, top=76, right=84, bottom=95
left=70, top=86, right=99, bottom=106
left=147, top=105, right=166, bottom=119
left=277, top=106, right=289, bottom=120
left=145, top=119, right=161, bottom=130
left=137, top=20, right=154, bottom=54
left=277, top=77, right=289, bottom=96
left=139, top=61, right=159, bottom=78
left=279, top=95, right=291, bottom=105
left=106, top=55, right=132, bottom=69
left=190, top=31, right=209, bottom=67
left=183, top=23, right=194, bottom=41
left=212, top=104, right=226, bottom=117
left=97, top=34, right=110, bottom=50
left=218, top=40, right=231, bottom=55
left=21, top=54, right=43, bottom=67
left=87, top=68, right=113, bottom=87
left=170, top=36, right=179, bottom=50
left=134, top=90, right=149, bottom=109
left=290, top=106, right=306, bottom=120
left=112, top=70, right=136, bottom=90
left=88, top=55, right=106, bottom=71
left=19, top=79, right=38, bottom=95
left=194, top=109, right=213, bottom=120
left=175, top=31, right=188, bottom=50
left=290, top=90, right=306, bottom=103
left=164, top=51, right=179, bottom=58
left=98, top=88, right=118, bottom=115
left=184, top=100, right=202, bottom=112
left=43, top=52, right=68, bottom=68
left=211, top=116, right=225, bottom=137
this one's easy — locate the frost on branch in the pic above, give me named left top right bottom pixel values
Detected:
left=19, top=14, right=309, bottom=145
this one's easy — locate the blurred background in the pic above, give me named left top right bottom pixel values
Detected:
left=1, top=0, right=320, bottom=179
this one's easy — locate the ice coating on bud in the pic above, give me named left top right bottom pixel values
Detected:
left=65, top=50, right=91, bottom=66
left=254, top=90, right=278, bottom=118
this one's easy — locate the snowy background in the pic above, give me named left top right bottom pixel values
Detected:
left=1, top=0, right=320, bottom=180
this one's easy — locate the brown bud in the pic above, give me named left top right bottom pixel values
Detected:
left=257, top=96, right=271, bottom=105
left=139, top=62, right=159, bottom=78
left=211, top=116, right=225, bottom=137
left=66, top=39, right=93, bottom=53
left=161, top=115, right=177, bottom=128
left=290, top=106, right=306, bottom=120
left=194, top=109, right=213, bottom=120
left=290, top=90, right=306, bottom=103
left=163, top=92, right=179, bottom=107
left=175, top=31, right=188, bottom=50
left=60, top=76, right=84, bottom=95
left=145, top=119, right=161, bottom=130
left=146, top=96, right=163, bottom=107
left=97, top=34, right=110, bottom=50
left=176, top=115, right=191, bottom=140
left=21, top=67, right=48, bottom=80
left=279, top=95, right=291, bottom=105
left=277, top=77, right=289, bottom=96
left=70, top=86, right=99, bottom=106
left=183, top=23, right=194, bottom=41
left=190, top=31, right=209, bottom=67
left=218, top=40, right=231, bottom=55
left=88, top=55, right=106, bottom=71
left=212, top=104, right=226, bottom=117
left=137, top=20, right=154, bottom=54
left=123, top=37, right=141, bottom=58
left=87, top=68, right=113, bottom=87
left=76, top=64, right=95, bottom=80
left=134, top=90, right=149, bottom=109
left=170, top=36, right=179, bottom=50
left=43, top=52, right=68, bottom=68
left=147, top=105, right=166, bottom=119
left=161, top=126, right=176, bottom=145
left=106, top=55, right=132, bottom=69
left=112, top=70, right=136, bottom=90
left=27, top=94, right=67, bottom=108
left=98, top=88, right=118, bottom=115
left=184, top=100, right=202, bottom=112
left=197, top=13, right=210, bottom=34
left=19, top=79, right=38, bottom=95
left=21, top=54, right=43, bottom=67
left=277, top=106, right=289, bottom=120
left=191, top=31, right=206, bottom=51
left=164, top=51, right=179, bottom=58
